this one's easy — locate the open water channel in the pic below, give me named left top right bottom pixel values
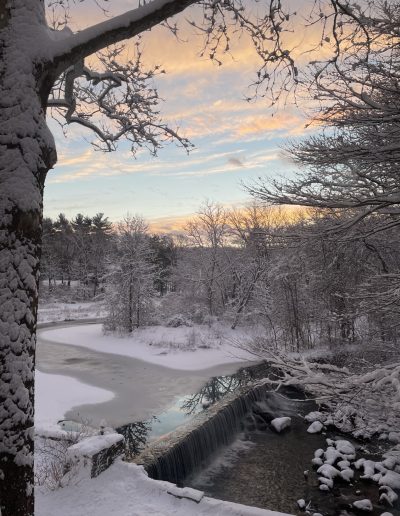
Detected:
left=37, top=323, right=400, bottom=516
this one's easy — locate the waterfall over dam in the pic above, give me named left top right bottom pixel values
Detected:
left=134, top=382, right=295, bottom=485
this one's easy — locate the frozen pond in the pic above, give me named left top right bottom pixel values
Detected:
left=36, top=322, right=250, bottom=428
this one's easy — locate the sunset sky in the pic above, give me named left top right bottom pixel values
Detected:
left=43, top=1, right=316, bottom=231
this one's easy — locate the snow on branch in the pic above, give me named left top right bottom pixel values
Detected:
left=238, top=341, right=400, bottom=437
left=50, top=0, right=198, bottom=70
left=48, top=44, right=192, bottom=153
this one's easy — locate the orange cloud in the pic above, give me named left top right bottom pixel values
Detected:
left=149, top=204, right=310, bottom=235
left=149, top=214, right=190, bottom=234
left=236, top=112, right=307, bottom=137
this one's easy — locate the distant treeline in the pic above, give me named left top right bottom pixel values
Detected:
left=41, top=202, right=400, bottom=350
left=41, top=212, right=176, bottom=298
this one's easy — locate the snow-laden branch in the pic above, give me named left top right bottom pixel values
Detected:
left=51, top=0, right=197, bottom=73
left=49, top=45, right=192, bottom=153
left=237, top=341, right=400, bottom=437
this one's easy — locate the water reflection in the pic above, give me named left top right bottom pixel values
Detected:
left=117, top=419, right=155, bottom=459
left=116, top=363, right=269, bottom=457
left=180, top=362, right=273, bottom=415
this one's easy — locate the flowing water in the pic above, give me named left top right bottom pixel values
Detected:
left=123, top=363, right=400, bottom=516
left=37, top=328, right=399, bottom=516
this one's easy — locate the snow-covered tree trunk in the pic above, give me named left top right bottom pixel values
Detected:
left=0, top=2, right=56, bottom=514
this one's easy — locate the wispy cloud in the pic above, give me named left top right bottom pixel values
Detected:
left=49, top=144, right=249, bottom=184
left=236, top=113, right=306, bottom=137
left=227, top=157, right=245, bottom=167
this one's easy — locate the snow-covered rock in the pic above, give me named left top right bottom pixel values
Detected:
left=317, top=464, right=341, bottom=480
left=324, top=446, right=342, bottom=465
left=340, top=468, right=354, bottom=482
left=378, top=470, right=400, bottom=490
left=375, top=462, right=387, bottom=473
left=379, top=485, right=398, bottom=506
left=382, top=457, right=397, bottom=470
left=297, top=499, right=306, bottom=509
left=335, top=439, right=356, bottom=459
left=355, top=459, right=376, bottom=480
left=312, top=457, right=324, bottom=467
left=318, top=477, right=333, bottom=489
left=307, top=421, right=324, bottom=434
left=388, top=432, right=400, bottom=444
left=352, top=499, right=373, bottom=512
left=271, top=417, right=291, bottom=433
left=305, top=411, right=325, bottom=423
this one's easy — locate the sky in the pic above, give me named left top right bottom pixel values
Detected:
left=43, top=1, right=317, bottom=232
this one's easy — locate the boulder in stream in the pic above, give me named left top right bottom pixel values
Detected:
left=271, top=416, right=291, bottom=433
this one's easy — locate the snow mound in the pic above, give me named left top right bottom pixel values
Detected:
left=340, top=468, right=354, bottom=482
left=335, top=439, right=356, bottom=458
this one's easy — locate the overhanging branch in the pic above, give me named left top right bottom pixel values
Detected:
left=51, top=0, right=198, bottom=75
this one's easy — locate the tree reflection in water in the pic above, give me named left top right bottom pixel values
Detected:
left=117, top=418, right=156, bottom=459
left=116, top=364, right=270, bottom=458
left=180, top=364, right=267, bottom=415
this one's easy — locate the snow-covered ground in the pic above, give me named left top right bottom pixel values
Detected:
left=39, top=322, right=255, bottom=370
left=38, top=300, right=105, bottom=324
left=36, top=459, right=291, bottom=516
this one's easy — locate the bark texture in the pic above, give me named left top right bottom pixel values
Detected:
left=0, top=2, right=56, bottom=515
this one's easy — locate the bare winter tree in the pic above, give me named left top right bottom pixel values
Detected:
left=0, top=0, right=390, bottom=514
left=248, top=2, right=400, bottom=233
left=184, top=201, right=230, bottom=317
left=227, top=203, right=279, bottom=329
left=104, top=215, right=157, bottom=332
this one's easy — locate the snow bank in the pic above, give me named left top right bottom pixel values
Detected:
left=39, top=323, right=254, bottom=371
left=36, top=460, right=292, bottom=516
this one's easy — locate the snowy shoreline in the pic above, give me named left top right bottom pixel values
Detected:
left=38, top=322, right=255, bottom=370
left=36, top=321, right=255, bottom=429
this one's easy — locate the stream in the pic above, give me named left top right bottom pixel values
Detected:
left=37, top=324, right=400, bottom=516
left=123, top=365, right=400, bottom=516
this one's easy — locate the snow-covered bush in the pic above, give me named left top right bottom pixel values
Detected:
left=166, top=314, right=193, bottom=328
left=35, top=423, right=93, bottom=490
